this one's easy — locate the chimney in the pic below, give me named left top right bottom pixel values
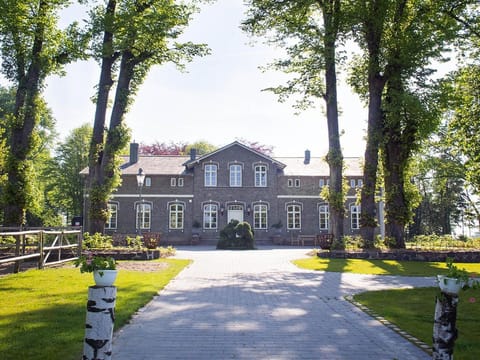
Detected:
left=304, top=149, right=311, bottom=164
left=130, top=142, right=139, bottom=164
left=190, top=148, right=197, bottom=161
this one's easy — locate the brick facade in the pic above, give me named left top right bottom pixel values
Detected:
left=84, top=141, right=368, bottom=245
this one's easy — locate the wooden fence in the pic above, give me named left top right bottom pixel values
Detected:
left=0, top=228, right=83, bottom=274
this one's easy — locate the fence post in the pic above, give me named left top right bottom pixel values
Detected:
left=38, top=231, right=44, bottom=270
left=432, top=292, right=458, bottom=360
left=13, top=232, right=21, bottom=273
left=83, top=286, right=116, bottom=360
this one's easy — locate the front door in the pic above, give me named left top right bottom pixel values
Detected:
left=227, top=205, right=243, bottom=223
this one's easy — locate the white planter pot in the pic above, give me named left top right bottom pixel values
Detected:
left=93, top=270, right=118, bottom=286
left=437, top=275, right=464, bottom=295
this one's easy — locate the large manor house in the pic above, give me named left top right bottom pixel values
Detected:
left=85, top=141, right=365, bottom=244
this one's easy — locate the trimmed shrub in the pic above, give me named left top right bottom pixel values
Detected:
left=217, top=220, right=255, bottom=249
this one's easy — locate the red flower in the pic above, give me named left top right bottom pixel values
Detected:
left=468, top=297, right=476, bottom=303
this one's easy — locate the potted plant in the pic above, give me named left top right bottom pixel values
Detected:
left=75, top=252, right=117, bottom=286
left=437, top=257, right=476, bottom=295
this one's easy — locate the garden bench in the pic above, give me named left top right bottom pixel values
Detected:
left=296, top=234, right=317, bottom=246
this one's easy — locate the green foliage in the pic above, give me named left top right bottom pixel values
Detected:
left=159, top=246, right=176, bottom=258
left=217, top=220, right=255, bottom=249
left=74, top=253, right=116, bottom=273
left=126, top=235, right=143, bottom=249
left=82, top=232, right=113, bottom=249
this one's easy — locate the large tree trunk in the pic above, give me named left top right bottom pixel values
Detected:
left=432, top=293, right=458, bottom=360
left=359, top=0, right=387, bottom=247
left=4, top=0, right=47, bottom=226
left=323, top=1, right=344, bottom=245
left=87, top=0, right=117, bottom=234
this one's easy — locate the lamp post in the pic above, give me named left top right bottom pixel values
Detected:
left=136, top=168, right=146, bottom=235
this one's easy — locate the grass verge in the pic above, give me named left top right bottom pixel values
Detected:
left=0, top=259, right=191, bottom=360
left=353, top=287, right=480, bottom=360
left=292, top=257, right=480, bottom=276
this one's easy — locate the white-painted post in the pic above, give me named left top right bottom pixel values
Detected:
left=432, top=292, right=458, bottom=360
left=83, top=286, right=117, bottom=360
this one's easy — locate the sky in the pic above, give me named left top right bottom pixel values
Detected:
left=35, top=1, right=367, bottom=157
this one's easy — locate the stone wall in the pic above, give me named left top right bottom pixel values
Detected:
left=317, top=249, right=480, bottom=263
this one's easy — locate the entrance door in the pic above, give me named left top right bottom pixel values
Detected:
left=227, top=205, right=243, bottom=223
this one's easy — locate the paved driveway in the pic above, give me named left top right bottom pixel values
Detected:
left=113, top=246, right=434, bottom=359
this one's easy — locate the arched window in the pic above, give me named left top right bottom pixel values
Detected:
left=203, top=204, right=218, bottom=229
left=253, top=204, right=268, bottom=229
left=254, top=164, right=267, bottom=187
left=350, top=204, right=361, bottom=230
left=319, top=204, right=329, bottom=230
left=230, top=164, right=242, bottom=187
left=287, top=204, right=301, bottom=230
left=169, top=203, right=184, bottom=229
left=136, top=203, right=152, bottom=230
left=204, top=164, right=217, bottom=187
left=106, top=203, right=118, bottom=229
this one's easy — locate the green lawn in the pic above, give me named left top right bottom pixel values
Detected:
left=0, top=259, right=191, bottom=360
left=354, top=288, right=480, bottom=360
left=294, top=257, right=480, bottom=360
left=292, top=257, right=480, bottom=276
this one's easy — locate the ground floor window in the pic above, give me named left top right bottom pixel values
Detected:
left=350, top=204, right=360, bottom=230
left=319, top=204, right=329, bottom=230
left=203, top=204, right=218, bottom=229
left=287, top=204, right=301, bottom=230
left=106, top=203, right=118, bottom=229
left=136, top=203, right=151, bottom=230
left=253, top=204, right=268, bottom=229
left=169, top=203, right=184, bottom=229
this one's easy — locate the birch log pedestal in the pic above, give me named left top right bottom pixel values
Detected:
left=83, top=286, right=117, bottom=360
left=432, top=291, right=458, bottom=360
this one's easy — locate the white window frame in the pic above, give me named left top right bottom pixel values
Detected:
left=295, top=179, right=300, bottom=188
left=178, top=178, right=184, bottom=187
left=357, top=179, right=363, bottom=187
left=136, top=202, right=151, bottom=230
left=203, top=204, right=218, bottom=229
left=350, top=179, right=356, bottom=188
left=171, top=178, right=176, bottom=187
left=288, top=179, right=293, bottom=187
left=169, top=203, right=184, bottom=229
left=319, top=204, right=329, bottom=230
left=145, top=177, right=151, bottom=187
left=253, top=204, right=268, bottom=229
left=287, top=204, right=301, bottom=230
left=106, top=203, right=118, bottom=229
left=319, top=179, right=325, bottom=187
left=350, top=204, right=361, bottom=230
left=229, top=164, right=242, bottom=187
left=254, top=165, right=267, bottom=187
left=205, top=164, right=217, bottom=187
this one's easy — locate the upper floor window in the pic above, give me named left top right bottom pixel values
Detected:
left=203, top=204, right=218, bottom=229
left=230, top=164, right=242, bottom=187
left=295, top=179, right=300, bottom=187
left=350, top=179, right=356, bottom=188
left=350, top=204, right=361, bottom=230
left=288, top=179, right=293, bottom=187
left=106, top=203, right=118, bottom=229
left=357, top=179, right=363, bottom=187
left=287, top=204, right=301, bottom=230
left=145, top=177, right=151, bottom=187
left=171, top=178, right=176, bottom=187
left=319, top=204, right=329, bottom=230
left=254, top=165, right=267, bottom=187
left=136, top=203, right=151, bottom=230
left=205, top=164, right=217, bottom=187
left=253, top=204, right=268, bottom=229
left=169, top=203, right=184, bottom=229
left=319, top=179, right=325, bottom=187
left=178, top=178, right=184, bottom=187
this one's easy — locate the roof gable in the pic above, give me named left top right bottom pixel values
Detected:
left=184, top=141, right=286, bottom=169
